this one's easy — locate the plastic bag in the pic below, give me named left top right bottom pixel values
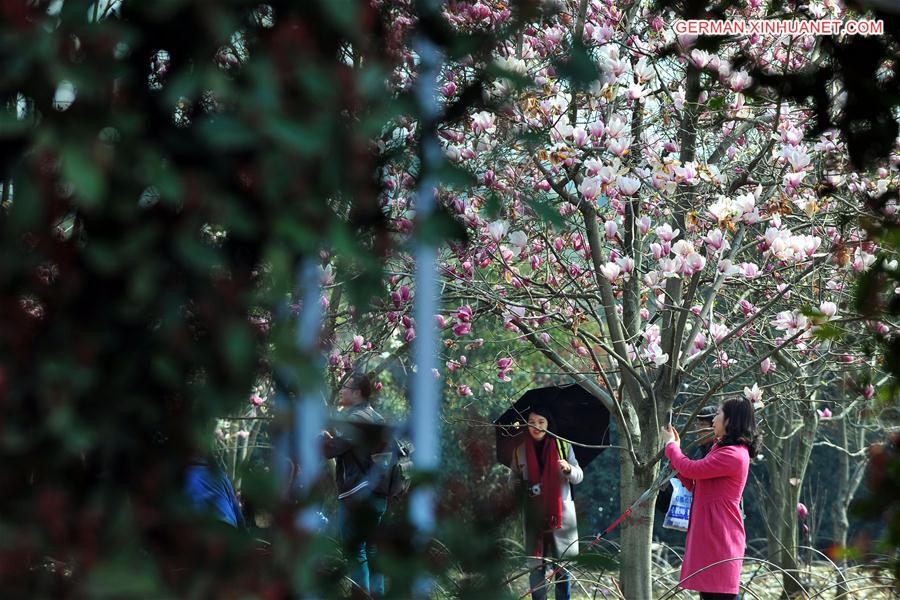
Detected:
left=663, top=478, right=692, bottom=532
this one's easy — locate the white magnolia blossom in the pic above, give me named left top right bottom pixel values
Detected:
left=743, top=383, right=763, bottom=403
left=599, top=262, right=622, bottom=282
left=486, top=220, right=509, bottom=242
left=617, top=175, right=641, bottom=196
left=508, top=230, right=528, bottom=249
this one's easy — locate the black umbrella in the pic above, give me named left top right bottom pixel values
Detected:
left=494, top=384, right=611, bottom=468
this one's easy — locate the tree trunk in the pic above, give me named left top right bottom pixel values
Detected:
left=780, top=480, right=803, bottom=598
left=832, top=410, right=867, bottom=599
left=618, top=452, right=657, bottom=599
left=765, top=404, right=788, bottom=565
left=831, top=416, right=851, bottom=556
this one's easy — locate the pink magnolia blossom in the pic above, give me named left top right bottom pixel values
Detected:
left=452, top=322, right=471, bottom=337
left=656, top=223, right=679, bottom=242
left=690, top=49, right=710, bottom=68
left=250, top=394, right=265, bottom=407
left=797, top=502, right=809, bottom=519
left=457, top=385, right=473, bottom=397
left=730, top=70, right=753, bottom=91
left=710, top=323, right=729, bottom=343
left=714, top=351, right=732, bottom=369
left=817, top=407, right=832, bottom=419
left=674, top=162, right=698, bottom=184
left=483, top=382, right=494, bottom=393
left=819, top=301, right=837, bottom=319
left=605, top=114, right=628, bottom=138
left=617, top=256, right=635, bottom=275
left=352, top=335, right=364, bottom=353
left=605, top=220, right=618, bottom=240
left=572, top=126, right=588, bottom=147
left=683, top=253, right=706, bottom=275
left=739, top=262, right=760, bottom=278
left=717, top=259, right=739, bottom=276
left=457, top=305, right=473, bottom=322
left=693, top=331, right=707, bottom=351
left=578, top=176, right=603, bottom=202
left=441, top=81, right=457, bottom=98
left=739, top=300, right=757, bottom=317
left=471, top=110, right=496, bottom=135
left=638, top=216, right=651, bottom=235
left=607, top=138, right=630, bottom=156
left=703, top=229, right=728, bottom=252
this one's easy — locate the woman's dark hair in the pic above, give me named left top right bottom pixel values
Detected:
left=527, top=407, right=556, bottom=435
left=347, top=372, right=372, bottom=400
left=718, top=398, right=761, bottom=456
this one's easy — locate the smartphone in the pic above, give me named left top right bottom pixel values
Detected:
left=666, top=410, right=673, bottom=428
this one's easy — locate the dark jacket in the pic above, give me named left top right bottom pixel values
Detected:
left=322, top=403, right=385, bottom=499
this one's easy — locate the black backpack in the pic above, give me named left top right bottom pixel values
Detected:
left=370, top=437, right=414, bottom=500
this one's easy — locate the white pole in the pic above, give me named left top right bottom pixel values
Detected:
left=409, top=4, right=443, bottom=595
left=273, top=258, right=324, bottom=506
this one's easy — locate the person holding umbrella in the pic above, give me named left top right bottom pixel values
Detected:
left=509, top=406, right=583, bottom=600
left=661, top=398, right=760, bottom=600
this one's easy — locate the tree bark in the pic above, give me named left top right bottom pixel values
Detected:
left=831, top=409, right=867, bottom=598
left=617, top=449, right=657, bottom=599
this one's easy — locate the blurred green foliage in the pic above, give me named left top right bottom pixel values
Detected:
left=0, top=1, right=422, bottom=596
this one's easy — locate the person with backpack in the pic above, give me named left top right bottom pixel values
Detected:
left=322, top=373, right=387, bottom=597
left=509, top=407, right=583, bottom=600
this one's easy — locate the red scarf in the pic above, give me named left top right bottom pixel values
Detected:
left=524, top=436, right=563, bottom=538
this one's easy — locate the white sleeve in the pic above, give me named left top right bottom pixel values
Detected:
left=566, top=443, right=583, bottom=485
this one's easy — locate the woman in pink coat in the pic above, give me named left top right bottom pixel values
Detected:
left=661, top=398, right=760, bottom=600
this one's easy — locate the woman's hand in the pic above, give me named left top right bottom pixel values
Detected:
left=558, top=459, right=572, bottom=474
left=660, top=425, right=681, bottom=447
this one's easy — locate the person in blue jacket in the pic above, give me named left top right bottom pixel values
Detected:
left=184, top=457, right=245, bottom=529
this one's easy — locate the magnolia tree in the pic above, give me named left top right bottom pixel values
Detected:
left=322, top=0, right=900, bottom=596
